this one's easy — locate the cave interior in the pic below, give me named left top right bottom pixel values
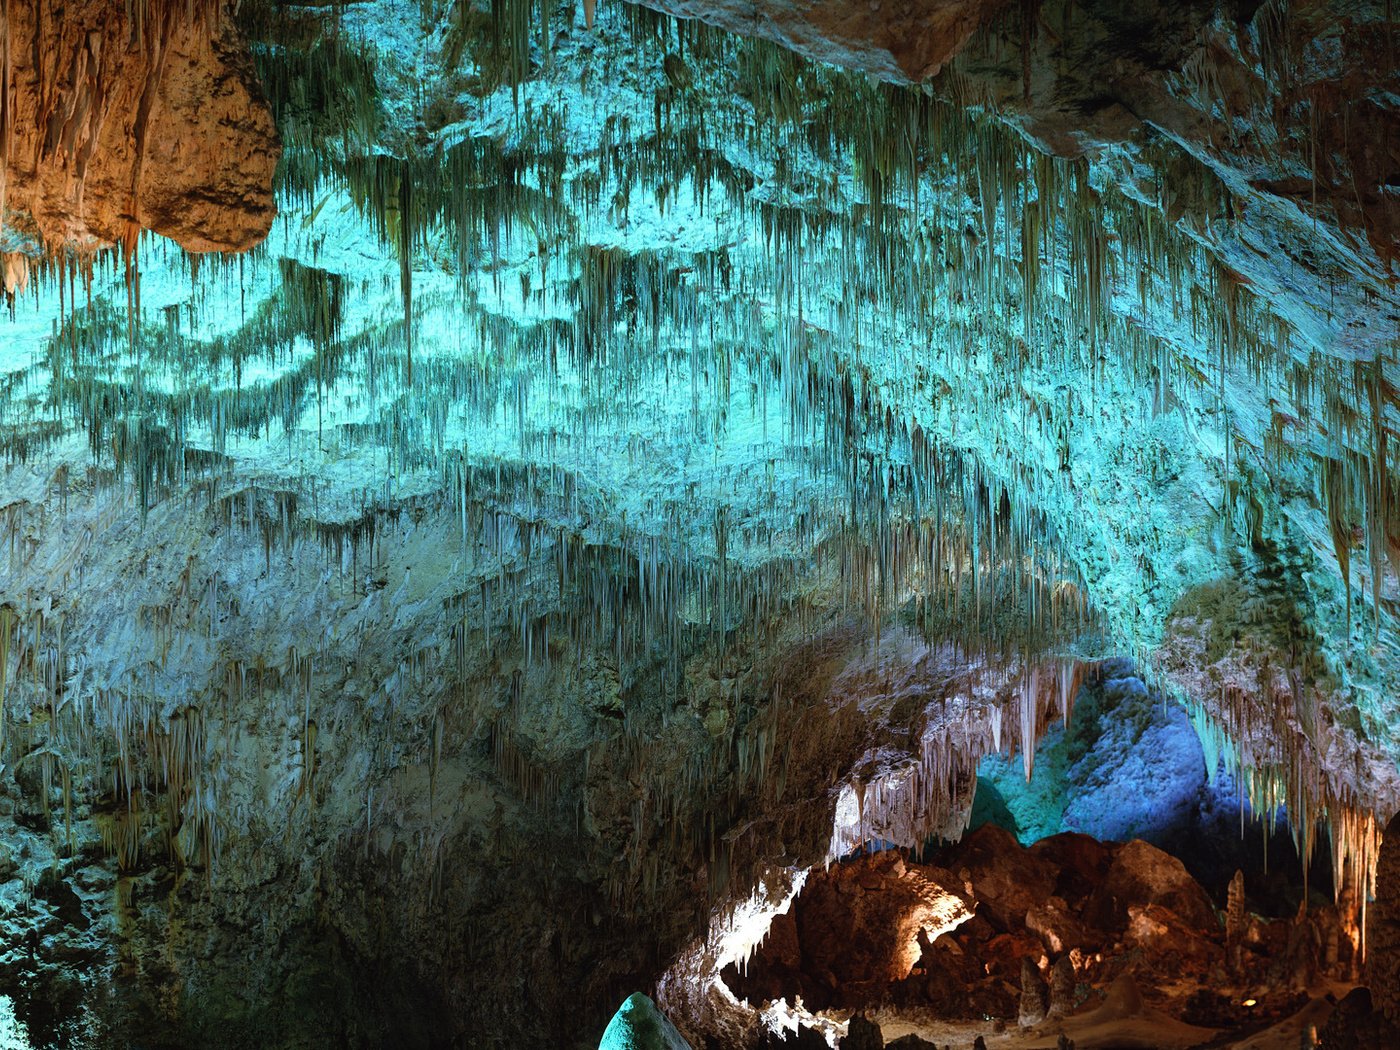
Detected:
left=0, top=1, right=1399, bottom=1049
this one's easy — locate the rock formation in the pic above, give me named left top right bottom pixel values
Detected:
left=1369, top=810, right=1400, bottom=1026
left=0, top=0, right=1395, bottom=1047
left=631, top=0, right=1006, bottom=82
left=885, top=1036, right=940, bottom=1050
left=1317, top=986, right=1390, bottom=1050
left=1047, top=953, right=1076, bottom=1019
left=1085, top=840, right=1220, bottom=934
left=840, top=1015, right=884, bottom=1050
left=1227, top=869, right=1247, bottom=974
left=599, top=993, right=693, bottom=1050
left=726, top=823, right=1366, bottom=1039
left=1019, top=956, right=1049, bottom=1026
left=0, top=0, right=277, bottom=258
left=721, top=850, right=972, bottom=1011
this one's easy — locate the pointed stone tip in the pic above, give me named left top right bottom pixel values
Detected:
left=599, top=992, right=692, bottom=1050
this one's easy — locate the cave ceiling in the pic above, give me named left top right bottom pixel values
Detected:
left=0, top=0, right=1397, bottom=1043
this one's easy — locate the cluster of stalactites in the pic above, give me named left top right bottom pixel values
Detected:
left=1187, top=696, right=1380, bottom=957
left=0, top=0, right=1395, bottom=923
left=0, top=0, right=228, bottom=257
left=0, top=589, right=230, bottom=877
left=4, top=4, right=1376, bottom=570
left=828, top=656, right=1082, bottom=861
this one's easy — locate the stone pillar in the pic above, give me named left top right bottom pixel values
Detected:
left=1226, top=869, right=1246, bottom=976
left=1370, top=811, right=1400, bottom=1025
left=1019, top=957, right=1048, bottom=1027
left=841, top=1015, right=883, bottom=1050
left=1048, top=955, right=1076, bottom=1019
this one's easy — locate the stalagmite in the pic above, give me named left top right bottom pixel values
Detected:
left=1369, top=811, right=1400, bottom=1027
left=1227, top=869, right=1246, bottom=975
left=1019, top=957, right=1048, bottom=1027
left=1048, top=954, right=1075, bottom=1019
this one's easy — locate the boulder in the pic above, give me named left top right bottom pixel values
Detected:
left=1084, top=839, right=1218, bottom=935
left=1317, top=986, right=1389, bottom=1050
left=1030, top=833, right=1116, bottom=904
left=1026, top=896, right=1096, bottom=955
left=885, top=1036, right=939, bottom=1050
left=841, top=1015, right=883, bottom=1050
left=948, top=824, right=1057, bottom=933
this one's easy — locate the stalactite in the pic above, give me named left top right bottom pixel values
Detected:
left=0, top=603, right=14, bottom=750
left=0, top=0, right=11, bottom=236
left=0, top=0, right=1390, bottom=962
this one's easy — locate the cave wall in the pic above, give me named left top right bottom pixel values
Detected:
left=0, top=1, right=1397, bottom=1047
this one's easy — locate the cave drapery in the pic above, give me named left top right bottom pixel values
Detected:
left=0, top=1, right=1397, bottom=1047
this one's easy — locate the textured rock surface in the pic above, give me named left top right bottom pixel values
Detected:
left=1018, top=956, right=1049, bottom=1027
left=839, top=1015, right=884, bottom=1050
left=1317, top=986, right=1394, bottom=1050
left=630, top=0, right=1006, bottom=82
left=725, top=827, right=1340, bottom=1034
left=1370, top=810, right=1400, bottom=1026
left=973, top=661, right=1212, bottom=844
left=941, top=824, right=1057, bottom=932
left=1086, top=839, right=1220, bottom=934
left=721, top=850, right=971, bottom=1011
left=1048, top=953, right=1076, bottom=1019
left=0, top=0, right=277, bottom=256
left=599, top=993, right=692, bottom=1050
left=0, top=0, right=1395, bottom=1047
left=974, top=660, right=1346, bottom=921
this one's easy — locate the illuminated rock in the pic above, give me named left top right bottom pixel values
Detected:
left=1085, top=840, right=1219, bottom=935
left=1019, top=956, right=1048, bottom=1027
left=0, top=0, right=1395, bottom=1046
left=726, top=851, right=972, bottom=1011
left=1371, top=811, right=1400, bottom=1026
left=0, top=0, right=276, bottom=254
left=629, top=0, right=1005, bottom=82
left=599, top=993, right=691, bottom=1050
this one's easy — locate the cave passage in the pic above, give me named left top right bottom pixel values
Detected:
left=710, top=816, right=1361, bottom=1050
left=1, top=1, right=1398, bottom=1049
left=665, top=663, right=1373, bottom=1049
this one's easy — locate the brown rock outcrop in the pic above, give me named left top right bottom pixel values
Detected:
left=727, top=850, right=973, bottom=1011
left=0, top=0, right=277, bottom=256
left=1369, top=811, right=1400, bottom=1026
left=1026, top=897, right=1095, bottom=956
left=629, top=0, right=1008, bottom=83
left=948, top=823, right=1057, bottom=932
left=1085, top=839, right=1219, bottom=935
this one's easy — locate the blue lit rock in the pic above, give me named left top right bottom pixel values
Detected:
left=599, top=993, right=691, bottom=1050
left=972, top=662, right=1208, bottom=845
